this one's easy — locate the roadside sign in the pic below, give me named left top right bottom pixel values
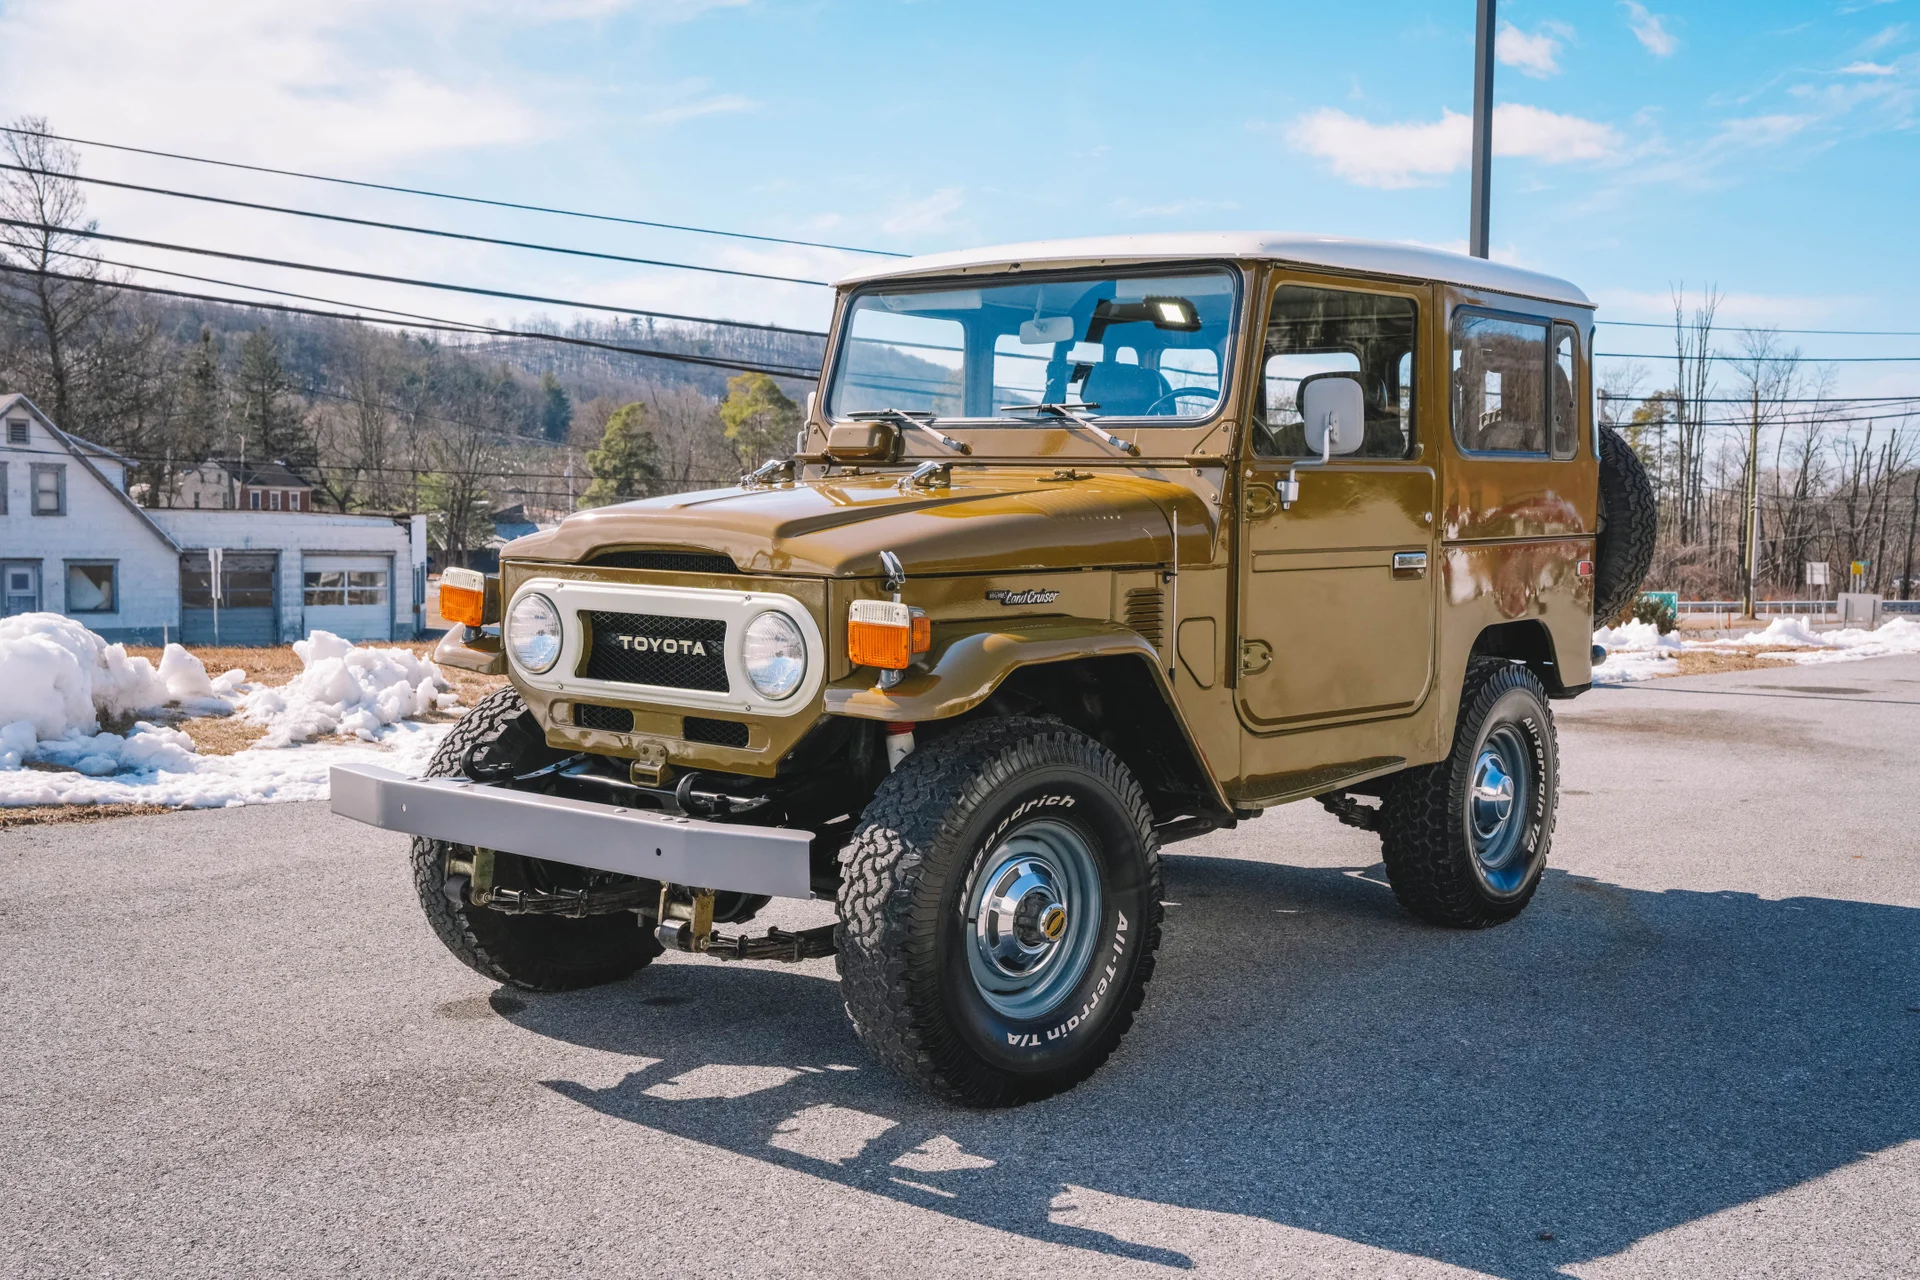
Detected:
left=1641, top=590, right=1679, bottom=617
left=1805, top=562, right=1828, bottom=586
left=208, top=546, right=223, bottom=645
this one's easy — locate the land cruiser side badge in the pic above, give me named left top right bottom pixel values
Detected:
left=986, top=588, right=1061, bottom=606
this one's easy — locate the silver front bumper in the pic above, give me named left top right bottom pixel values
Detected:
left=328, top=763, right=815, bottom=899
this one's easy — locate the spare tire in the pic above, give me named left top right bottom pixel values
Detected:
left=1594, top=426, right=1658, bottom=622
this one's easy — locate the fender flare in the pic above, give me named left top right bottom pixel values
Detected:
left=823, top=618, right=1233, bottom=820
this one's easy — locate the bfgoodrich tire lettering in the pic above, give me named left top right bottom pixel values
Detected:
left=410, top=687, right=661, bottom=991
left=836, top=718, right=1163, bottom=1107
left=1379, top=660, right=1558, bottom=928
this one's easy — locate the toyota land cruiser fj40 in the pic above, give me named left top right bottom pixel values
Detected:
left=331, top=233, right=1656, bottom=1107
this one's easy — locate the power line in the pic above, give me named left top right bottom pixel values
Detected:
left=0, top=262, right=825, bottom=379
left=0, top=123, right=905, bottom=259
left=0, top=219, right=833, bottom=336
left=0, top=162, right=835, bottom=288
left=1597, top=350, right=1920, bottom=364
left=65, top=246, right=829, bottom=339
left=1600, top=319, right=1920, bottom=339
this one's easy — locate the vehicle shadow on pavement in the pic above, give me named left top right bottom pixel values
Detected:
left=504, top=854, right=1920, bottom=1278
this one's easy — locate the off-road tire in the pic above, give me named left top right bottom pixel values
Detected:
left=1378, top=659, right=1558, bottom=928
left=410, top=687, right=661, bottom=990
left=1595, top=425, right=1659, bottom=622
left=836, top=718, right=1163, bottom=1107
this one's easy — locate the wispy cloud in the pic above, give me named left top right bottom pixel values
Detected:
left=1840, top=61, right=1899, bottom=75
left=1497, top=21, right=1573, bottom=79
left=638, top=93, right=753, bottom=126
left=1287, top=104, right=1621, bottom=189
left=1109, top=197, right=1241, bottom=219
left=1860, top=23, right=1908, bottom=53
left=881, top=188, right=964, bottom=236
left=1621, top=2, right=1678, bottom=57
left=1714, top=113, right=1817, bottom=146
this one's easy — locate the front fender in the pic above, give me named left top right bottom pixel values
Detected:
left=824, top=618, right=1158, bottom=721
left=824, top=618, right=1233, bottom=819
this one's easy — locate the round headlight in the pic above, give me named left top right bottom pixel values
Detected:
left=742, top=611, right=806, bottom=700
left=506, top=593, right=563, bottom=674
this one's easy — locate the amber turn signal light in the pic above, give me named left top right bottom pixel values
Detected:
left=848, top=600, right=931, bottom=670
left=440, top=567, right=489, bottom=627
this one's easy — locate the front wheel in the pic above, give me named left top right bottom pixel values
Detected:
left=836, top=718, right=1163, bottom=1107
left=1378, top=659, right=1558, bottom=928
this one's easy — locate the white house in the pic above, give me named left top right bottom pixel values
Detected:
left=0, top=394, right=427, bottom=644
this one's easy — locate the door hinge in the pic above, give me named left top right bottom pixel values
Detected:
left=1241, top=482, right=1279, bottom=521
left=1239, top=639, right=1273, bottom=676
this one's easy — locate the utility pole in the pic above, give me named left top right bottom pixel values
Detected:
left=1469, top=0, right=1497, bottom=258
left=1741, top=379, right=1761, bottom=618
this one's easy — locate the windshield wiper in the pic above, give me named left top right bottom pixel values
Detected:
left=999, top=402, right=1140, bottom=456
left=848, top=407, right=971, bottom=455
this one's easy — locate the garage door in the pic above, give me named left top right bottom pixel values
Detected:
left=181, top=552, right=279, bottom=645
left=301, top=554, right=394, bottom=642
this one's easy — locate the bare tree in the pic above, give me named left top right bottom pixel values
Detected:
left=0, top=117, right=118, bottom=430
left=1668, top=285, right=1720, bottom=544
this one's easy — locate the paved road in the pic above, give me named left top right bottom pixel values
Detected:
left=4, top=656, right=1917, bottom=1279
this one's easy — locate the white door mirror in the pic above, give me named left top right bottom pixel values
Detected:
left=1298, top=372, right=1366, bottom=458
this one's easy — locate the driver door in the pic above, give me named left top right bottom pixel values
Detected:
left=1235, top=274, right=1438, bottom=766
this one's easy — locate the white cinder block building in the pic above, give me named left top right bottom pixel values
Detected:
left=0, top=394, right=427, bottom=644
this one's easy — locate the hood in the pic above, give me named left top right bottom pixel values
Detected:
left=503, top=467, right=1216, bottom=577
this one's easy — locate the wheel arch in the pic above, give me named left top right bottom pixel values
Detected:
left=1469, top=619, right=1575, bottom=698
left=823, top=620, right=1233, bottom=827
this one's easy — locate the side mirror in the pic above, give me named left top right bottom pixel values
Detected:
left=1298, top=372, right=1366, bottom=458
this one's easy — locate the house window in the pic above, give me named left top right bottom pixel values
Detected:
left=31, top=463, right=66, bottom=515
left=348, top=571, right=388, bottom=605
left=250, top=490, right=261, bottom=510
left=0, top=461, right=7, bottom=515
left=65, top=562, right=116, bottom=613
left=269, top=490, right=280, bottom=511
left=6, top=419, right=26, bottom=445
left=303, top=571, right=345, bottom=606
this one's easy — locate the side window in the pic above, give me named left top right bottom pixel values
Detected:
left=1254, top=285, right=1416, bottom=459
left=1551, top=324, right=1579, bottom=460
left=31, top=463, right=66, bottom=515
left=1452, top=312, right=1547, bottom=454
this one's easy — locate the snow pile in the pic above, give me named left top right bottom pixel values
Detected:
left=0, top=614, right=230, bottom=770
left=1591, top=618, right=1685, bottom=684
left=1727, top=616, right=1829, bottom=648
left=1, top=617, right=461, bottom=808
left=241, top=630, right=454, bottom=747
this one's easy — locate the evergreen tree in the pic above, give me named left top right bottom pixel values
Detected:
left=233, top=326, right=313, bottom=467
left=582, top=401, right=662, bottom=507
left=540, top=371, right=573, bottom=443
left=719, top=372, right=800, bottom=470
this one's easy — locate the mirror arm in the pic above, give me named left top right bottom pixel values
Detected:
left=1279, top=420, right=1337, bottom=511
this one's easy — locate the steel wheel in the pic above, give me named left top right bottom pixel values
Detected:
left=1467, top=724, right=1536, bottom=895
left=964, top=819, right=1104, bottom=1019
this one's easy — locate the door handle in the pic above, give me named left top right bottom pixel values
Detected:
left=1392, top=551, right=1429, bottom=579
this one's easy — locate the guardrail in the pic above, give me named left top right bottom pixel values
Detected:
left=1671, top=600, right=1920, bottom=618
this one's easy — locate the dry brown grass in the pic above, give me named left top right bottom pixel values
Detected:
left=0, top=803, right=177, bottom=830
left=177, top=716, right=270, bottom=755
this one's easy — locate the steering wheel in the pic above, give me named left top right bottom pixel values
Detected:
left=1145, top=386, right=1220, bottom=416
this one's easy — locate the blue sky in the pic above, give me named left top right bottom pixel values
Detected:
left=0, top=1, right=1914, bottom=396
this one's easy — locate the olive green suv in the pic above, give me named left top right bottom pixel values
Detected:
left=332, top=233, right=1655, bottom=1107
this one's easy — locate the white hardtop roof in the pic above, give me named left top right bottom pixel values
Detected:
left=836, top=232, right=1591, bottom=309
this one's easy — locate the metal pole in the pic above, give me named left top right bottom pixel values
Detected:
left=1469, top=0, right=1497, bottom=258
left=1742, top=382, right=1760, bottom=618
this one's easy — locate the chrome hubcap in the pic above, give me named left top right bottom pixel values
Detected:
left=965, top=818, right=1102, bottom=1019
left=1468, top=725, right=1535, bottom=894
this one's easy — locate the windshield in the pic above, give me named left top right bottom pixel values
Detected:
left=826, top=267, right=1238, bottom=424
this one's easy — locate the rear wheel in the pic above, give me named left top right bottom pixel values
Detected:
left=1378, top=660, right=1558, bottom=928
left=836, top=718, right=1163, bottom=1107
left=411, top=688, right=661, bottom=991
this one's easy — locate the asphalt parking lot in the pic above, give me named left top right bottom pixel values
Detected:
left=4, top=656, right=1917, bottom=1279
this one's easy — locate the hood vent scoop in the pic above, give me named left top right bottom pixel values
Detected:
left=1124, top=586, right=1165, bottom=647
left=589, top=549, right=738, bottom=574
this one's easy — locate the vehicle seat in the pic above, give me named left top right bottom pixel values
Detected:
left=1082, top=360, right=1171, bottom=417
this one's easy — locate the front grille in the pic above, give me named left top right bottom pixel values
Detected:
left=573, top=703, right=634, bottom=733
left=683, top=716, right=749, bottom=748
left=582, top=611, right=729, bottom=692
left=1124, top=586, right=1166, bottom=647
left=587, top=548, right=738, bottom=574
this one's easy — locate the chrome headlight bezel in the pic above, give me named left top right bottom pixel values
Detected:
left=506, top=591, right=564, bottom=674
left=741, top=610, right=807, bottom=701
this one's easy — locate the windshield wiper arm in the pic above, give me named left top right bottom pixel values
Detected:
left=1000, top=402, right=1140, bottom=456
left=848, top=407, right=971, bottom=455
